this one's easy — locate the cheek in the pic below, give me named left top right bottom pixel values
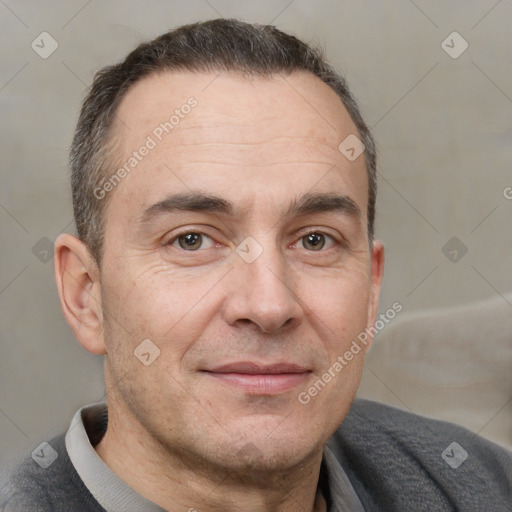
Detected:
left=102, top=268, right=221, bottom=359
left=298, top=269, right=371, bottom=331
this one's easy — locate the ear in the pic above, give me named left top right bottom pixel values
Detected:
left=54, top=233, right=106, bottom=355
left=365, top=240, right=385, bottom=350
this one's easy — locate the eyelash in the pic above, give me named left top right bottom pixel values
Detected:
left=166, top=229, right=340, bottom=252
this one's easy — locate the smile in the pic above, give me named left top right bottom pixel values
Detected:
left=202, top=362, right=312, bottom=394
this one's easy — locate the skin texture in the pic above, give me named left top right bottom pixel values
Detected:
left=55, top=70, right=384, bottom=512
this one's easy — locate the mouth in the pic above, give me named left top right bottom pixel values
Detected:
left=201, top=362, right=312, bottom=394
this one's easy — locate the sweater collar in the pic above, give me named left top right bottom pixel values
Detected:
left=66, top=402, right=364, bottom=512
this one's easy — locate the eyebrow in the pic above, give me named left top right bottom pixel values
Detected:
left=140, top=191, right=361, bottom=224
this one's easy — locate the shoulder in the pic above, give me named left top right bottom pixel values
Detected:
left=0, top=434, right=103, bottom=512
left=328, top=398, right=512, bottom=511
left=341, top=398, right=512, bottom=464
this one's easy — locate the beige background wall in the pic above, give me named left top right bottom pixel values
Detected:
left=1, top=0, right=511, bottom=464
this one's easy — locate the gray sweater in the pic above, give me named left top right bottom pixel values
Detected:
left=1, top=399, right=511, bottom=511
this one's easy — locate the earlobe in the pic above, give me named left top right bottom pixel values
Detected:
left=54, top=233, right=106, bottom=355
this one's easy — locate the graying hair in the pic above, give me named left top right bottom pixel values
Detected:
left=70, top=18, right=377, bottom=266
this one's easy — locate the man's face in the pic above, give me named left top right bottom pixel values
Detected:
left=98, top=70, right=382, bottom=470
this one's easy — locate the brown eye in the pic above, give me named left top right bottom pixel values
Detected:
left=302, top=233, right=326, bottom=251
left=172, top=232, right=214, bottom=251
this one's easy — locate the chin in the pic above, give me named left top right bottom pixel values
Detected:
left=206, top=421, right=324, bottom=474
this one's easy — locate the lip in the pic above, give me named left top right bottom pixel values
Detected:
left=202, top=362, right=312, bottom=394
left=206, top=362, right=311, bottom=374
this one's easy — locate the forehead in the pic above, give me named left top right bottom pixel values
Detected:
left=106, top=70, right=368, bottom=226
left=115, top=69, right=356, bottom=136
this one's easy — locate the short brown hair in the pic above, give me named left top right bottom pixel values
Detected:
left=70, top=18, right=377, bottom=266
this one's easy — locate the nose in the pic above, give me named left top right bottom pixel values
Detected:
left=222, top=242, right=303, bottom=334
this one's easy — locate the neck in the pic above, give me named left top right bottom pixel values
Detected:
left=94, top=401, right=326, bottom=512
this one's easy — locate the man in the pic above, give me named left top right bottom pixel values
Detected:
left=1, top=18, right=510, bottom=512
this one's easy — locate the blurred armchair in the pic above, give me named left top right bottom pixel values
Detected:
left=358, top=293, right=512, bottom=451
